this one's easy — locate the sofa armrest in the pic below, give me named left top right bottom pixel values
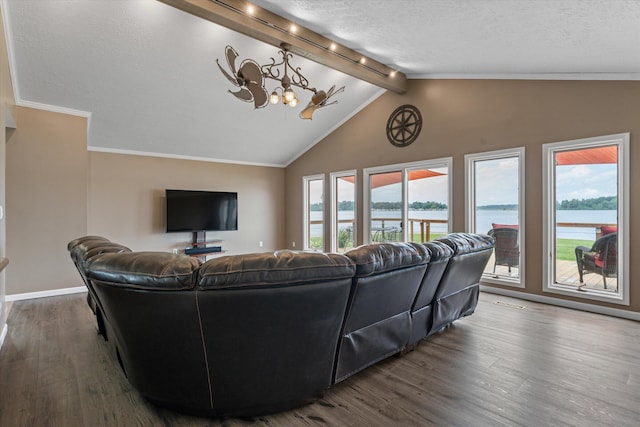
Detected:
left=86, top=252, right=200, bottom=290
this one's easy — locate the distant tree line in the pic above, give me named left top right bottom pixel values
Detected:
left=407, top=201, right=448, bottom=210
left=477, top=204, right=518, bottom=211
left=338, top=200, right=354, bottom=210
left=309, top=201, right=448, bottom=211
left=476, top=196, right=617, bottom=211
left=370, top=201, right=448, bottom=210
left=556, top=196, right=617, bottom=210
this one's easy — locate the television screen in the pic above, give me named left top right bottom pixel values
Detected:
left=165, top=189, right=238, bottom=232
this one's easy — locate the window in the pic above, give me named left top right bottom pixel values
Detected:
left=364, top=159, right=451, bottom=244
left=465, top=148, right=525, bottom=287
left=543, top=133, right=629, bottom=304
left=330, top=171, right=356, bottom=253
left=303, top=175, right=324, bottom=251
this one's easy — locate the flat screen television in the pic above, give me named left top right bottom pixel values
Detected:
left=165, top=189, right=238, bottom=232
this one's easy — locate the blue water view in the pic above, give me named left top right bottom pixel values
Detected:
left=311, top=210, right=617, bottom=241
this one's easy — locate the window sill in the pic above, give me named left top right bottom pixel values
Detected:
left=544, top=283, right=628, bottom=305
left=481, top=274, right=524, bottom=288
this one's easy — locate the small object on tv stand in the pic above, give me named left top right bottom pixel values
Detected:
left=184, top=246, right=222, bottom=255
left=185, top=231, right=224, bottom=257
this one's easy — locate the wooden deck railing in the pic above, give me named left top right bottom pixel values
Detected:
left=311, top=217, right=449, bottom=243
left=408, top=218, right=448, bottom=242
left=310, top=219, right=617, bottom=243
left=556, top=222, right=616, bottom=239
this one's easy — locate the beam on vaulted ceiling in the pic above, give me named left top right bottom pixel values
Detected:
left=157, top=0, right=408, bottom=93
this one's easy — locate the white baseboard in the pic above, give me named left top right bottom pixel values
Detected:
left=6, top=286, right=87, bottom=302
left=480, top=285, right=640, bottom=322
left=0, top=323, right=7, bottom=350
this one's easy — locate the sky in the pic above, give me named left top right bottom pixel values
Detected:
left=474, top=158, right=519, bottom=206
left=472, top=159, right=616, bottom=205
left=555, top=163, right=617, bottom=201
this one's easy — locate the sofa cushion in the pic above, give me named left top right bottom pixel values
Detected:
left=437, top=232, right=494, bottom=255
left=197, top=250, right=355, bottom=289
left=86, top=252, right=200, bottom=290
left=345, top=242, right=429, bottom=277
left=422, top=240, right=454, bottom=261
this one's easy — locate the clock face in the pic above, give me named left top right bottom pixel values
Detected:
left=386, top=104, right=422, bottom=147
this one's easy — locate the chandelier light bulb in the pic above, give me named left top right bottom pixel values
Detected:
left=283, top=88, right=295, bottom=103
left=269, top=91, right=280, bottom=104
left=289, top=97, right=298, bottom=107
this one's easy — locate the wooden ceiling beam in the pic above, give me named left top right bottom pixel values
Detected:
left=157, top=0, right=407, bottom=93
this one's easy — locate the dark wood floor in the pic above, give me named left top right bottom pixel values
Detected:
left=1, top=292, right=639, bottom=427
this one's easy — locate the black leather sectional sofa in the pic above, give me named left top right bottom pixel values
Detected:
left=68, top=233, right=494, bottom=417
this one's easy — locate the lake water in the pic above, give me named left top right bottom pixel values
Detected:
left=311, top=209, right=616, bottom=240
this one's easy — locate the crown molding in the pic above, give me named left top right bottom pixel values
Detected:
left=88, top=146, right=286, bottom=168
left=157, top=0, right=407, bottom=93
left=407, top=72, right=640, bottom=81
left=17, top=100, right=92, bottom=118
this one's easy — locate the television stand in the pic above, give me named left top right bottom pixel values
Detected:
left=192, top=231, right=206, bottom=246
left=186, top=231, right=224, bottom=259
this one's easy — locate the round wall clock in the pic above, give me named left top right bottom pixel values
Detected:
left=386, top=104, right=422, bottom=147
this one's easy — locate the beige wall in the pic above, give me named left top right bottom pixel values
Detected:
left=0, top=4, right=15, bottom=328
left=6, top=107, right=88, bottom=295
left=87, top=151, right=285, bottom=255
left=285, top=79, right=640, bottom=313
left=4, top=106, right=285, bottom=295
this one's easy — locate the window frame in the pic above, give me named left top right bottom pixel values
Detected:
left=465, top=147, right=525, bottom=288
left=302, top=174, right=325, bottom=251
left=363, top=158, right=452, bottom=244
left=542, top=133, right=629, bottom=304
left=330, top=170, right=357, bottom=253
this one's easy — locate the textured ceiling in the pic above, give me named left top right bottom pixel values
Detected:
left=253, top=0, right=640, bottom=78
left=4, top=0, right=640, bottom=167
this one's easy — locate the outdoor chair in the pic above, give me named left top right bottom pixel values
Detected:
left=575, top=232, right=618, bottom=290
left=487, top=227, right=519, bottom=273
left=372, top=225, right=401, bottom=242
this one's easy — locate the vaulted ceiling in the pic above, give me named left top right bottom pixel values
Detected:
left=4, top=0, right=639, bottom=167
